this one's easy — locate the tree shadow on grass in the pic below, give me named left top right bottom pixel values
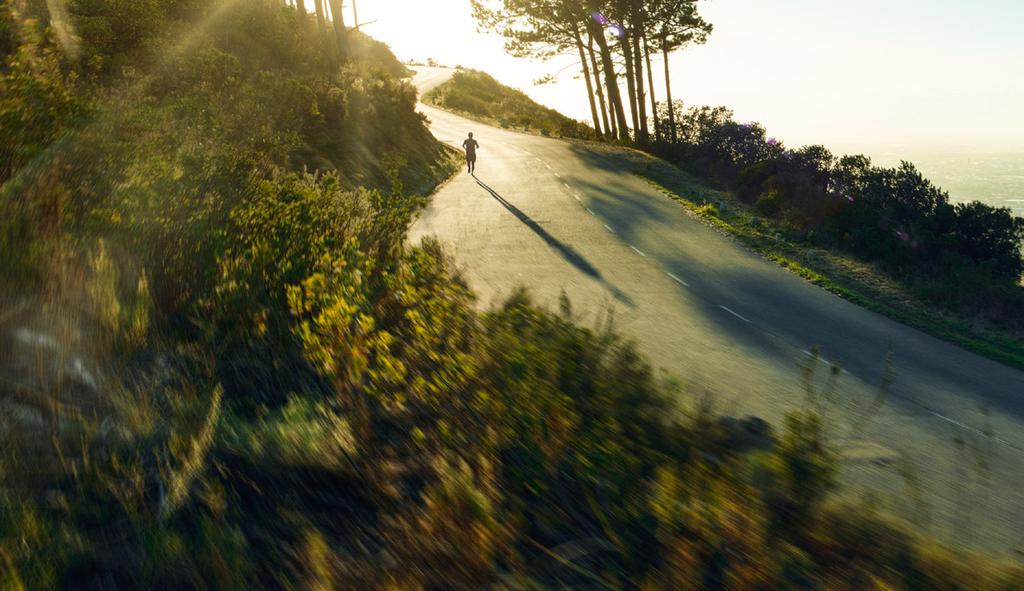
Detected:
left=474, top=176, right=634, bottom=308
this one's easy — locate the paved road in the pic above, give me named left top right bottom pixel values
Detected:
left=409, top=67, right=1024, bottom=552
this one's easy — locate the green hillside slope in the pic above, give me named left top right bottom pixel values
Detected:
left=425, top=68, right=596, bottom=140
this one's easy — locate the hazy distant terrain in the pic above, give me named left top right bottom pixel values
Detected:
left=859, top=150, right=1024, bottom=217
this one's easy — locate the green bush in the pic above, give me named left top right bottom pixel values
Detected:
left=660, top=100, right=1024, bottom=331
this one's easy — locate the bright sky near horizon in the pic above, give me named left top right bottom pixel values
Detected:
left=331, top=0, right=1024, bottom=153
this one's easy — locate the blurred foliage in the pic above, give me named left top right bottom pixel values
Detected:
left=1, top=1, right=1023, bottom=589
left=425, top=68, right=597, bottom=140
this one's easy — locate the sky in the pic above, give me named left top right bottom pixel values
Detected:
left=330, top=0, right=1024, bottom=154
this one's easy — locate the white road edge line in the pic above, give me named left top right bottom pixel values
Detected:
left=630, top=245, right=647, bottom=257
left=667, top=272, right=689, bottom=287
left=604, top=224, right=615, bottom=234
left=719, top=305, right=751, bottom=323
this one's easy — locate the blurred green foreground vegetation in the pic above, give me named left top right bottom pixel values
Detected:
left=1, top=1, right=1024, bottom=588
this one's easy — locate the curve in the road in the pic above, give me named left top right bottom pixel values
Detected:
left=409, top=67, right=1024, bottom=553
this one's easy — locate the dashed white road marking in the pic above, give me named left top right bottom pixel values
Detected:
left=563, top=182, right=571, bottom=189
left=800, top=349, right=847, bottom=374
left=719, top=305, right=751, bottom=323
left=573, top=194, right=582, bottom=202
left=586, top=208, right=596, bottom=216
left=930, top=411, right=971, bottom=430
left=667, top=272, right=689, bottom=287
left=801, top=349, right=828, bottom=361
left=554, top=173, right=562, bottom=179
left=604, top=224, right=615, bottom=234
left=929, top=411, right=1015, bottom=447
left=630, top=245, right=647, bottom=257
left=802, top=349, right=830, bottom=361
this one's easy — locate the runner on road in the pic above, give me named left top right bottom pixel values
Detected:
left=463, top=132, right=479, bottom=174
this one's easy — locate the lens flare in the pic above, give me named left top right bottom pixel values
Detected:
left=45, top=0, right=81, bottom=60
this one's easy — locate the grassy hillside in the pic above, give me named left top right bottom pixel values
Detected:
left=2, top=2, right=1023, bottom=589
left=424, top=68, right=596, bottom=140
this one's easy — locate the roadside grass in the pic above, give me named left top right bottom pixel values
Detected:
left=618, top=151, right=1024, bottom=370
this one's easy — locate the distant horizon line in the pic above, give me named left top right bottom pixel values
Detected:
left=404, top=65, right=1024, bottom=158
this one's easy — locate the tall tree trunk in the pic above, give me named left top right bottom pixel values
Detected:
left=632, top=25, right=649, bottom=145
left=620, top=35, right=640, bottom=140
left=606, top=83, right=618, bottom=138
left=663, top=39, right=676, bottom=144
left=314, top=0, right=326, bottom=30
left=587, top=32, right=611, bottom=139
left=574, top=29, right=603, bottom=138
left=588, top=20, right=629, bottom=141
left=327, top=0, right=347, bottom=59
left=642, top=30, right=660, bottom=143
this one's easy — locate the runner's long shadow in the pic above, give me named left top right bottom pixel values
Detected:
left=474, top=177, right=634, bottom=308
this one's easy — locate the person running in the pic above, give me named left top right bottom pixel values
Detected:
left=462, top=132, right=480, bottom=174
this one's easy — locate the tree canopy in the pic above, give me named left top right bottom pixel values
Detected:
left=471, top=0, right=712, bottom=142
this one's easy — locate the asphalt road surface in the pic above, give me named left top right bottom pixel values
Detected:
left=409, top=67, right=1024, bottom=553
